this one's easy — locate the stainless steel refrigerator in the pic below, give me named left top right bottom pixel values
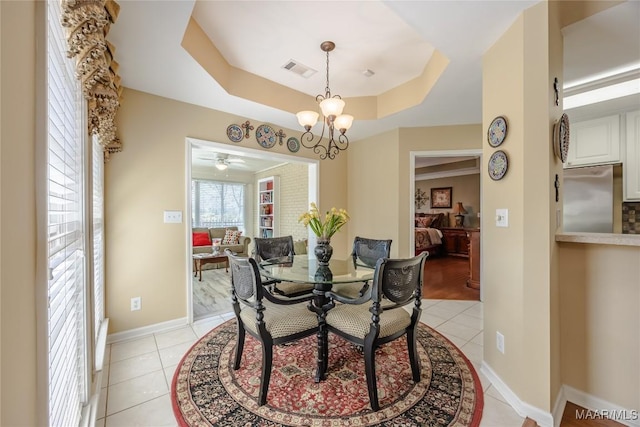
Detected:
left=563, top=164, right=613, bottom=233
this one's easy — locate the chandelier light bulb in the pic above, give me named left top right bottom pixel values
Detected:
left=296, top=110, right=319, bottom=129
left=334, top=114, right=354, bottom=133
left=319, top=97, right=345, bottom=118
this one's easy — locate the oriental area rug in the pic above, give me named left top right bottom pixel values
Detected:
left=172, top=320, right=483, bottom=426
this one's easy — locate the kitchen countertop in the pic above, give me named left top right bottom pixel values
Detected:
left=555, top=232, right=640, bottom=247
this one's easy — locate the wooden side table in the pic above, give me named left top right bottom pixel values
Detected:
left=193, top=253, right=229, bottom=281
left=440, top=227, right=470, bottom=257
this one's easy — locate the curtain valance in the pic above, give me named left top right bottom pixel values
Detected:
left=61, top=0, right=122, bottom=160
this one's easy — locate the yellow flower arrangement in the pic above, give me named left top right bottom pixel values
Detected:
left=298, top=203, right=350, bottom=240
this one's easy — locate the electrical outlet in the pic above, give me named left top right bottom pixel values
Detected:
left=496, top=331, right=505, bottom=354
left=131, top=297, right=141, bottom=311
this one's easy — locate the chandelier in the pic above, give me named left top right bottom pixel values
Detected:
left=296, top=41, right=354, bottom=160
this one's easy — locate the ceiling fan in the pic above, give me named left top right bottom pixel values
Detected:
left=197, top=153, right=246, bottom=171
left=213, top=157, right=245, bottom=170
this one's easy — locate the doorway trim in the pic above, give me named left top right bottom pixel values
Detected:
left=185, top=137, right=320, bottom=324
left=409, top=149, right=483, bottom=300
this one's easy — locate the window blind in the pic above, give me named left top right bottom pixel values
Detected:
left=47, top=1, right=88, bottom=425
left=192, top=180, right=245, bottom=229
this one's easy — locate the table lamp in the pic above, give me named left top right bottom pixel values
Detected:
left=452, top=202, right=468, bottom=227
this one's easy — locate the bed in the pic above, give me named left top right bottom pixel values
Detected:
left=415, top=213, right=446, bottom=257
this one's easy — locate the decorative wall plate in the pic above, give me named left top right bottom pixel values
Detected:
left=488, top=150, right=509, bottom=180
left=553, top=113, right=570, bottom=163
left=256, top=124, right=277, bottom=148
left=286, top=137, right=300, bottom=153
left=226, top=124, right=244, bottom=142
left=488, top=116, right=508, bottom=147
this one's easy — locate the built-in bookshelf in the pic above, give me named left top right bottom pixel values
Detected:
left=257, top=176, right=279, bottom=238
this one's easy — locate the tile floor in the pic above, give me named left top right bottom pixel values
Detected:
left=97, top=300, right=525, bottom=426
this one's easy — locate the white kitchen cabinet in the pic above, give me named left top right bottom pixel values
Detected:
left=565, top=114, right=620, bottom=168
left=625, top=110, right=640, bottom=200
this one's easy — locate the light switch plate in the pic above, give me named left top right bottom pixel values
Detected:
left=164, top=210, right=183, bottom=223
left=495, top=209, right=508, bottom=227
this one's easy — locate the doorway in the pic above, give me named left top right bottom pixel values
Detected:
left=185, top=137, right=319, bottom=322
left=409, top=149, right=483, bottom=301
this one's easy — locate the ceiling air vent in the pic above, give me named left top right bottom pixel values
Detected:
left=282, top=59, right=316, bottom=78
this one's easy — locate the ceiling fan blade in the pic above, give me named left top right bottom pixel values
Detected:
left=227, top=158, right=245, bottom=163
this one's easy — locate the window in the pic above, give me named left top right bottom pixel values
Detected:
left=192, top=180, right=245, bottom=230
left=92, top=135, right=106, bottom=347
left=43, top=2, right=107, bottom=426
left=46, top=0, right=88, bottom=425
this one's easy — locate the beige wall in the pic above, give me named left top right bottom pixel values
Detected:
left=482, top=1, right=565, bottom=412
left=416, top=174, right=481, bottom=228
left=347, top=130, right=401, bottom=256
left=0, top=2, right=38, bottom=425
left=558, top=243, right=640, bottom=411
left=107, top=88, right=347, bottom=333
left=255, top=163, right=309, bottom=242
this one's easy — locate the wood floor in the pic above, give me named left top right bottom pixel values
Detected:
left=560, top=402, right=626, bottom=427
left=523, top=402, right=627, bottom=427
left=422, top=255, right=480, bottom=301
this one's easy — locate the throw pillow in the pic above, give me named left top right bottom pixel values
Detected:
left=222, top=229, right=242, bottom=245
left=416, top=216, right=434, bottom=228
left=293, top=239, right=308, bottom=255
left=193, top=232, right=212, bottom=246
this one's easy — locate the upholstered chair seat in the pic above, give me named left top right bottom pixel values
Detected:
left=325, top=303, right=410, bottom=339
left=239, top=300, right=319, bottom=339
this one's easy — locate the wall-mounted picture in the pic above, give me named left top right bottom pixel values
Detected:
left=430, top=187, right=452, bottom=208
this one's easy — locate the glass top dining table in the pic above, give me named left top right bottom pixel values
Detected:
left=258, top=255, right=375, bottom=285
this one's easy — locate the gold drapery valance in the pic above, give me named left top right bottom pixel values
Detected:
left=61, top=0, right=122, bottom=160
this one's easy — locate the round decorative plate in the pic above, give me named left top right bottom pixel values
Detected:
left=226, top=124, right=244, bottom=142
left=488, top=150, right=509, bottom=180
left=488, top=116, right=508, bottom=147
left=553, top=113, right=570, bottom=163
left=286, top=137, right=300, bottom=153
left=255, top=124, right=277, bottom=149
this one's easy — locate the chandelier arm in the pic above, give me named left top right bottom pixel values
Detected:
left=336, top=133, right=349, bottom=149
left=300, top=116, right=330, bottom=160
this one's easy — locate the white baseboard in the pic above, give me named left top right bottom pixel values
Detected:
left=561, top=385, right=640, bottom=427
left=480, top=363, right=640, bottom=427
left=107, top=317, right=189, bottom=344
left=480, top=362, right=554, bottom=427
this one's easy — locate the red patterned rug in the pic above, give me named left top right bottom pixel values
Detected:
left=172, top=320, right=483, bottom=426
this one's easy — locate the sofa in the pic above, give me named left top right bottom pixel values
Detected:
left=192, top=227, right=251, bottom=270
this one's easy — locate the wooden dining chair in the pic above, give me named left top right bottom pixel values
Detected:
left=324, top=252, right=428, bottom=411
left=225, top=250, right=318, bottom=406
left=331, top=237, right=392, bottom=299
left=254, top=236, right=314, bottom=297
